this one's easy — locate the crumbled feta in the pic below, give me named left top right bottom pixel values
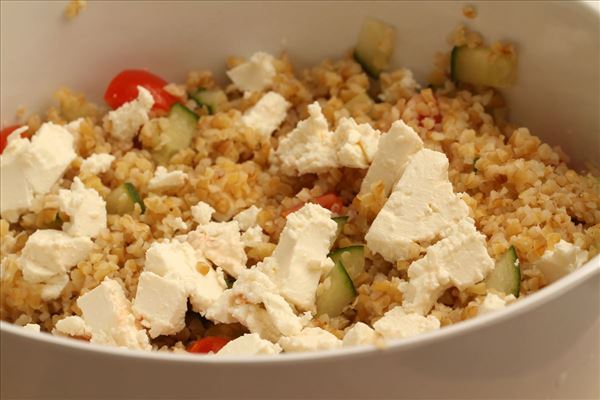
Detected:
left=226, top=52, right=276, bottom=92
left=40, top=273, right=69, bottom=301
left=476, top=292, right=516, bottom=315
left=373, top=306, right=440, bottom=340
left=144, top=240, right=226, bottom=315
left=132, top=271, right=188, bottom=338
left=241, top=92, right=290, bottom=139
left=275, top=102, right=337, bottom=175
left=218, top=333, right=282, bottom=356
left=534, top=240, right=589, bottom=284
left=366, top=149, right=470, bottom=262
left=148, top=166, right=188, bottom=191
left=241, top=226, right=269, bottom=248
left=343, top=322, right=378, bottom=347
left=190, top=201, right=215, bottom=225
left=333, top=117, right=380, bottom=169
left=80, top=153, right=115, bottom=175
left=266, top=203, right=337, bottom=311
left=0, top=122, right=76, bottom=222
left=23, top=323, right=41, bottom=332
left=278, top=327, right=342, bottom=352
left=360, top=120, right=423, bottom=195
left=77, top=278, right=150, bottom=350
left=162, top=215, right=188, bottom=233
left=401, top=219, right=495, bottom=315
left=54, top=316, right=91, bottom=338
left=18, top=230, right=93, bottom=299
left=58, top=177, right=107, bottom=238
left=233, top=205, right=262, bottom=230
left=105, top=86, right=154, bottom=141
left=206, top=267, right=304, bottom=342
left=187, top=221, right=247, bottom=278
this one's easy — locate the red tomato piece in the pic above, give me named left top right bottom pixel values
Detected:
left=104, top=69, right=177, bottom=111
left=0, top=125, right=26, bottom=154
left=281, top=193, right=344, bottom=217
left=187, top=337, right=230, bottom=354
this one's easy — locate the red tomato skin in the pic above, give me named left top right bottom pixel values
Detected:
left=187, top=337, right=230, bottom=354
left=104, top=69, right=177, bottom=111
left=0, top=125, right=25, bottom=154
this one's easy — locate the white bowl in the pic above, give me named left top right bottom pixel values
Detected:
left=1, top=1, right=599, bottom=398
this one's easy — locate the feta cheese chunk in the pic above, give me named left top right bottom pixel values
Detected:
left=241, top=92, right=290, bottom=139
left=190, top=201, right=215, bottom=225
left=343, top=322, right=378, bottom=347
left=206, top=267, right=304, bottom=342
left=40, top=273, right=69, bottom=301
left=401, top=219, right=495, bottom=315
left=275, top=102, right=337, bottom=175
left=187, top=221, right=247, bottom=278
left=23, top=323, right=41, bottom=332
left=333, top=117, right=380, bottom=169
left=360, top=120, right=423, bottom=195
left=105, top=86, right=154, bottom=141
left=80, top=153, right=115, bottom=175
left=233, top=205, right=262, bottom=231
left=241, top=226, right=269, bottom=248
left=218, top=333, right=282, bottom=356
left=132, top=271, right=188, bottom=338
left=366, top=149, right=470, bottom=262
left=476, top=293, right=516, bottom=315
left=18, top=230, right=93, bottom=299
left=144, top=240, right=226, bottom=315
left=148, top=166, right=188, bottom=191
left=58, top=177, right=107, bottom=238
left=77, top=278, right=150, bottom=350
left=54, top=316, right=91, bottom=338
left=162, top=215, right=188, bottom=233
left=278, top=327, right=342, bottom=353
left=373, top=306, right=440, bottom=340
left=534, top=240, right=589, bottom=284
left=267, top=203, right=338, bottom=311
left=0, top=122, right=76, bottom=222
left=226, top=52, right=276, bottom=92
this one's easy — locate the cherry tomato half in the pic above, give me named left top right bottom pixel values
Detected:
left=187, top=337, right=230, bottom=354
left=104, top=69, right=177, bottom=111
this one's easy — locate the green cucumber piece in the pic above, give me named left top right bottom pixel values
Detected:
left=329, top=245, right=365, bottom=281
left=332, top=216, right=349, bottom=238
left=353, top=17, right=396, bottom=78
left=451, top=46, right=517, bottom=88
left=316, top=259, right=357, bottom=318
left=486, top=246, right=520, bottom=297
left=106, top=182, right=145, bottom=215
left=190, top=89, right=227, bottom=115
left=152, top=103, right=198, bottom=165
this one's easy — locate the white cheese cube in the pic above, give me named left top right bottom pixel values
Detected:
left=226, top=52, right=276, bottom=92
left=132, top=271, right=188, bottom=338
left=476, top=292, right=516, bottom=315
left=366, top=149, right=470, bottom=262
left=534, top=240, right=589, bottom=284
left=342, top=322, right=378, bottom=347
left=241, top=226, right=269, bottom=248
left=233, top=205, right=262, bottom=231
left=80, top=153, right=115, bottom=175
left=0, top=139, right=34, bottom=222
left=162, top=215, right=188, bottom=233
left=373, top=306, right=440, bottom=340
left=241, top=92, right=290, bottom=139
left=360, top=120, right=423, bottom=195
left=401, top=219, right=495, bottom=315
left=268, top=203, right=338, bottom=311
left=105, top=86, right=154, bottom=141
left=190, top=201, right=215, bottom=225
left=217, top=333, right=282, bottom=356
left=40, top=273, right=69, bottom=301
left=58, top=177, right=107, bottom=238
left=333, top=117, right=380, bottom=169
left=77, top=278, right=150, bottom=350
left=54, top=316, right=91, bottom=338
left=148, top=166, right=188, bottom=191
left=278, top=327, right=342, bottom=353
left=23, top=323, right=41, bottom=332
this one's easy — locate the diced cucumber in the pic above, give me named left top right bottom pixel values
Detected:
left=332, top=216, right=349, bottom=239
left=316, top=259, right=357, bottom=318
left=152, top=103, right=198, bottom=165
left=106, top=182, right=145, bottom=215
left=451, top=46, right=517, bottom=88
left=486, top=246, right=520, bottom=297
left=190, top=89, right=227, bottom=115
left=329, top=245, right=365, bottom=281
left=353, top=17, right=396, bottom=78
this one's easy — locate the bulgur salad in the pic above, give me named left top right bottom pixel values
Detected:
left=1, top=18, right=599, bottom=356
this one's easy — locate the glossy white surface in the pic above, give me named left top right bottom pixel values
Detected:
left=1, top=1, right=599, bottom=399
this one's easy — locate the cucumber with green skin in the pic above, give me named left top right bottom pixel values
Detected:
left=486, top=246, right=521, bottom=297
left=354, top=17, right=396, bottom=78
left=152, top=103, right=198, bottom=165
left=451, top=46, right=517, bottom=88
left=316, top=259, right=357, bottom=318
left=106, top=182, right=145, bottom=215
left=190, top=89, right=227, bottom=115
left=329, top=245, right=365, bottom=282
